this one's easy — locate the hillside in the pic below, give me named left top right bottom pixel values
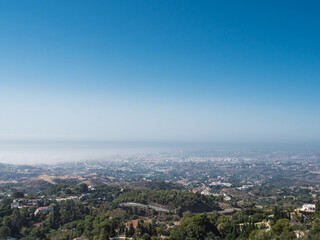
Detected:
left=0, top=174, right=116, bottom=192
left=115, top=189, right=222, bottom=213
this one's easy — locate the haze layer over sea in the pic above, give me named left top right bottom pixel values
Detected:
left=0, top=140, right=319, bottom=165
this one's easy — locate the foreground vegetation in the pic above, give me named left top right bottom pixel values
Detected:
left=0, top=183, right=320, bottom=239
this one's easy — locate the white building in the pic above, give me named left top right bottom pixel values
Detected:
left=299, top=204, right=316, bottom=212
left=34, top=206, right=54, bottom=215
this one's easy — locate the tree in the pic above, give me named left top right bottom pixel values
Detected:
left=29, top=226, right=49, bottom=239
left=249, top=229, right=272, bottom=240
left=2, top=216, right=12, bottom=229
left=0, top=226, right=10, bottom=239
left=79, top=183, right=88, bottom=193
left=316, top=201, right=320, bottom=213
left=279, top=231, right=296, bottom=240
left=272, top=219, right=292, bottom=236
left=99, top=228, right=109, bottom=240
left=151, top=237, right=161, bottom=240
left=0, top=198, right=12, bottom=211
left=64, top=188, right=72, bottom=194
left=176, top=207, right=183, bottom=217
left=12, top=191, right=24, bottom=198
left=46, top=211, right=58, bottom=229
left=170, top=213, right=219, bottom=240
left=141, top=233, right=151, bottom=240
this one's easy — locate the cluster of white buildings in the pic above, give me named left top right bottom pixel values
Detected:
left=11, top=198, right=41, bottom=209
left=209, top=181, right=232, bottom=187
left=56, top=193, right=90, bottom=202
left=236, top=185, right=254, bottom=191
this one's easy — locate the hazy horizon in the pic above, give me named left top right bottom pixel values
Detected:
left=0, top=140, right=319, bottom=165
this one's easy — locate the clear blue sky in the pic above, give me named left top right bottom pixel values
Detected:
left=0, top=0, right=319, bottom=144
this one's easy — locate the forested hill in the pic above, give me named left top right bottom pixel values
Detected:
left=115, top=189, right=221, bottom=213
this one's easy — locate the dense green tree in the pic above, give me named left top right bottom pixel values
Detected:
left=12, top=191, right=24, bottom=198
left=0, top=226, right=10, bottom=239
left=29, top=225, right=49, bottom=239
left=79, top=183, right=89, bottom=193
left=141, top=232, right=151, bottom=240
left=279, top=231, right=296, bottom=240
left=316, top=201, right=320, bottom=213
left=248, top=229, right=272, bottom=240
left=170, top=213, right=219, bottom=240
left=272, top=219, right=292, bottom=236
